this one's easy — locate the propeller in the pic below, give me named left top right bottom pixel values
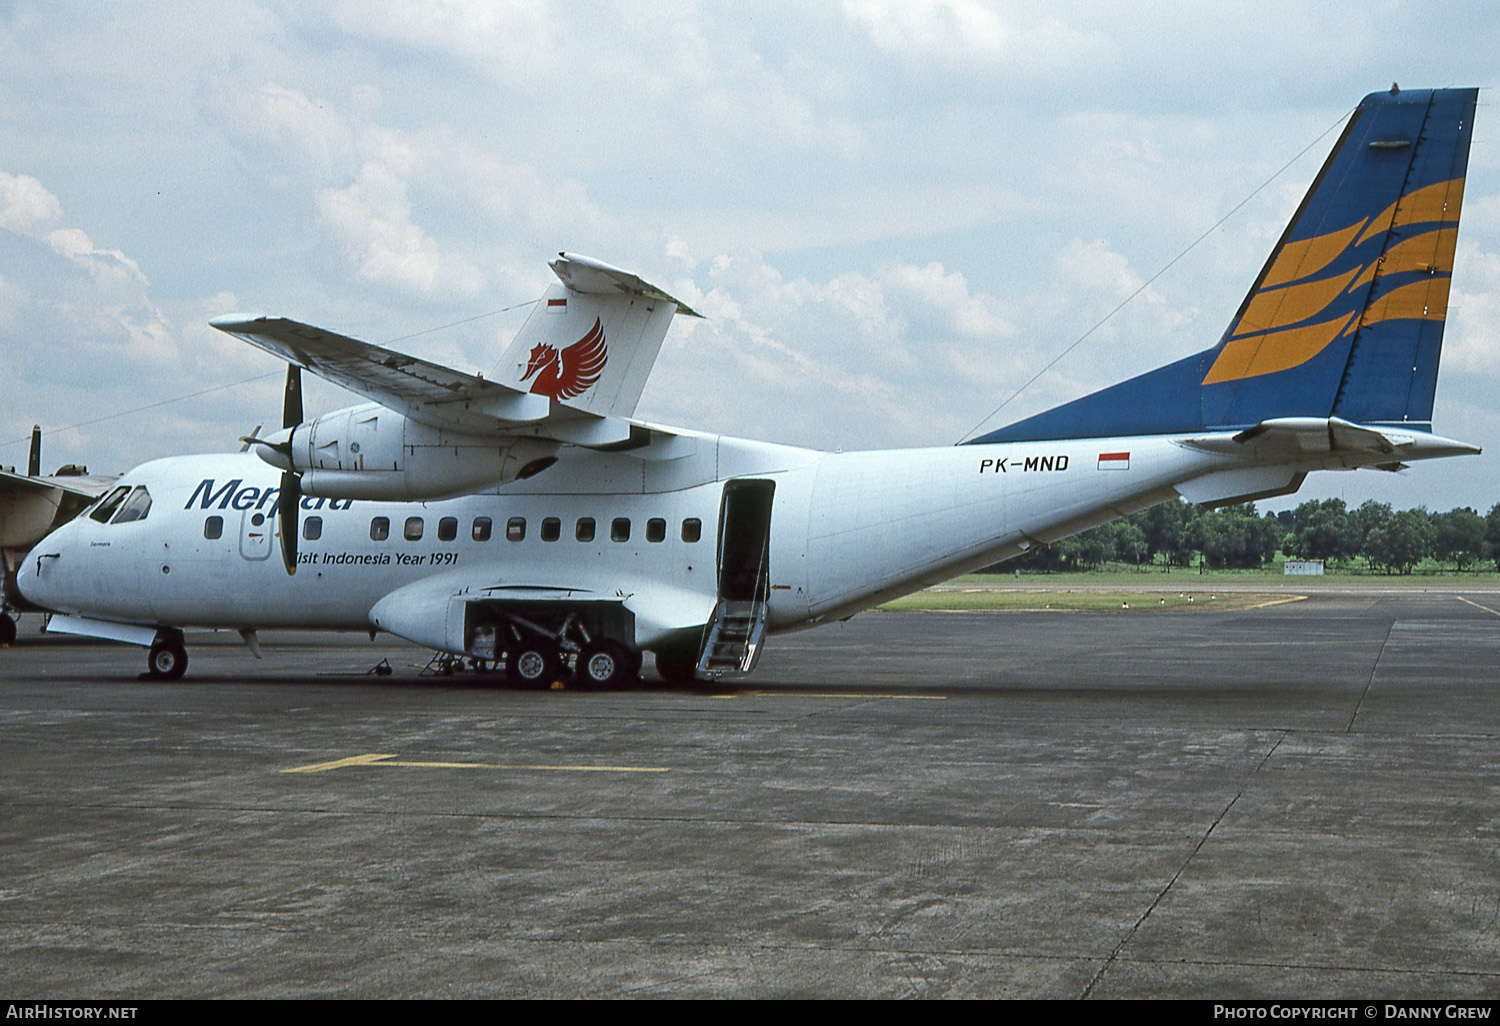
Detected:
left=278, top=365, right=303, bottom=575
left=241, top=366, right=303, bottom=575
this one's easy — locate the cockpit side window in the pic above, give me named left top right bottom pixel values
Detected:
left=89, top=486, right=131, bottom=523
left=110, top=486, right=153, bottom=524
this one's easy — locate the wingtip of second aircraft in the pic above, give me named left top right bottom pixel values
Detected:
left=209, top=313, right=271, bottom=332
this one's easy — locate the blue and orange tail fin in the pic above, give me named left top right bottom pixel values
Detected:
left=972, top=86, right=1477, bottom=445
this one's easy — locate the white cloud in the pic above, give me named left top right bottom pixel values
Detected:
left=318, top=161, right=485, bottom=298
left=637, top=249, right=1026, bottom=449
left=46, top=227, right=149, bottom=295
left=0, top=173, right=62, bottom=236
left=1, top=1, right=1498, bottom=511
left=841, top=0, right=1110, bottom=70
left=1444, top=243, right=1500, bottom=376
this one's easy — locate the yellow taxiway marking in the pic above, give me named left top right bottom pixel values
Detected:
left=711, top=691, right=946, bottom=701
left=283, top=753, right=668, bottom=775
left=1454, top=595, right=1500, bottom=618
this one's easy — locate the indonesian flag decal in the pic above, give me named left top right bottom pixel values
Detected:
left=521, top=317, right=608, bottom=400
left=1097, top=451, right=1130, bottom=470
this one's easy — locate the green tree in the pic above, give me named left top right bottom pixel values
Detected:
left=1286, top=498, right=1360, bottom=564
left=1191, top=503, right=1281, bottom=569
left=1140, top=500, right=1198, bottom=567
left=1350, top=500, right=1393, bottom=568
left=1364, top=509, right=1435, bottom=574
left=1108, top=520, right=1150, bottom=567
left=1486, top=504, right=1500, bottom=570
left=1432, top=507, right=1487, bottom=570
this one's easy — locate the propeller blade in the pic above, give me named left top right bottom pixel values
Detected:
left=238, top=425, right=263, bottom=453
left=28, top=425, right=40, bottom=477
left=283, top=364, right=303, bottom=429
left=278, top=365, right=304, bottom=575
left=279, top=470, right=300, bottom=575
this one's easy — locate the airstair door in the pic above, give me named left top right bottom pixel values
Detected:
left=698, top=479, right=774, bottom=674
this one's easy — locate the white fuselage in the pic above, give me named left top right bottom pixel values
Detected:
left=16, top=426, right=1260, bottom=653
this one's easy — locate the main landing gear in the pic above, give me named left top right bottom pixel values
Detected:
left=0, top=611, right=16, bottom=647
left=503, top=634, right=643, bottom=690
left=479, top=610, right=645, bottom=691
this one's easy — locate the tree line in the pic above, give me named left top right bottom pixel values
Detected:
left=1003, top=499, right=1500, bottom=574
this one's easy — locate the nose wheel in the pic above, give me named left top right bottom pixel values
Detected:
left=147, top=635, right=188, bottom=680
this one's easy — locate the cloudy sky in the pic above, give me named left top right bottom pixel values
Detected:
left=2, top=0, right=1498, bottom=513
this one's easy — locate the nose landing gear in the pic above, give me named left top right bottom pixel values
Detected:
left=146, top=629, right=188, bottom=680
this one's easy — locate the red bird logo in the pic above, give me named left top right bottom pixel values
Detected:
left=520, top=317, right=608, bottom=400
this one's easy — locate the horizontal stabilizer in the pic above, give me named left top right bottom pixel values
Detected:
left=1186, top=416, right=1480, bottom=464
left=549, top=253, right=701, bottom=315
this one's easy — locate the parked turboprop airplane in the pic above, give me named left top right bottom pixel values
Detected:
left=17, top=87, right=1482, bottom=683
left=0, top=426, right=114, bottom=644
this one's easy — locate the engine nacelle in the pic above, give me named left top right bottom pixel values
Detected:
left=253, top=403, right=560, bottom=501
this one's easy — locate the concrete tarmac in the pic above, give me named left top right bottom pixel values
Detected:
left=1, top=590, right=1498, bottom=998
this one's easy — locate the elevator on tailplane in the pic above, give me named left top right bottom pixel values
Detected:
left=17, top=88, right=1483, bottom=685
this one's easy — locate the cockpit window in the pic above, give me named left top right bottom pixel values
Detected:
left=89, top=486, right=131, bottom=523
left=110, top=486, right=152, bottom=524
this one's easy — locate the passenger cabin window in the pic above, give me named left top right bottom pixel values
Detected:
left=506, top=517, right=526, bottom=541
left=682, top=518, right=702, bottom=543
left=541, top=517, right=561, bottom=542
left=404, top=517, right=424, bottom=541
left=89, top=486, right=130, bottom=524
left=303, top=516, right=322, bottom=541
left=611, top=518, right=631, bottom=542
left=204, top=515, right=223, bottom=540
left=576, top=517, right=595, bottom=542
left=370, top=517, right=390, bottom=541
left=472, top=517, right=492, bottom=542
left=646, top=518, right=666, bottom=543
left=438, top=516, right=457, bottom=542
left=110, top=486, right=152, bottom=524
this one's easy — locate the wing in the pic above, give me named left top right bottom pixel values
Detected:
left=210, top=314, right=632, bottom=447
left=0, top=469, right=115, bottom=550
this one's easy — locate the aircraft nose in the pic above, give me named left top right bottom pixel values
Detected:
left=15, top=551, right=43, bottom=605
left=16, top=536, right=65, bottom=610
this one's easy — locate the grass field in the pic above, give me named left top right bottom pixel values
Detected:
left=879, top=588, right=1305, bottom=613
left=875, top=564, right=1500, bottom=613
left=947, top=565, right=1500, bottom=587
